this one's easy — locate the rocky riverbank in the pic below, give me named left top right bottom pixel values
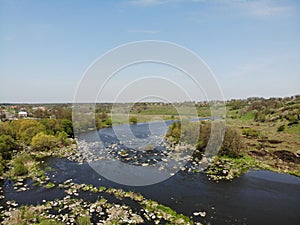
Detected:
left=1, top=178, right=200, bottom=225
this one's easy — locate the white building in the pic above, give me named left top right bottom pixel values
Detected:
left=18, top=111, right=28, bottom=118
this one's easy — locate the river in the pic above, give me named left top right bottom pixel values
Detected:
left=1, top=121, right=300, bottom=225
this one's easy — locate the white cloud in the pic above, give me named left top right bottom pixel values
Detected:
left=186, top=0, right=296, bottom=25
left=229, top=0, right=294, bottom=18
left=130, top=0, right=296, bottom=18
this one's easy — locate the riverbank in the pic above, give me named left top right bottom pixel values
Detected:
left=1, top=155, right=300, bottom=225
left=1, top=179, right=196, bottom=225
left=0, top=148, right=288, bottom=224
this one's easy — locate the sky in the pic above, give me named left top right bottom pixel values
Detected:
left=0, top=0, right=299, bottom=103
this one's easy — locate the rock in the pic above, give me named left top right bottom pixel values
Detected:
left=199, top=211, right=206, bottom=217
left=193, top=211, right=206, bottom=217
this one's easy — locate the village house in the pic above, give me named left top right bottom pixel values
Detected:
left=18, top=111, right=28, bottom=118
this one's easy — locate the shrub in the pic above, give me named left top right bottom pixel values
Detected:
left=31, top=132, right=58, bottom=151
left=14, top=162, right=28, bottom=176
left=0, top=134, right=17, bottom=160
left=105, top=117, right=112, bottom=126
left=167, top=121, right=210, bottom=147
left=219, top=127, right=243, bottom=158
left=197, top=122, right=211, bottom=150
left=167, top=121, right=243, bottom=158
left=166, top=121, right=181, bottom=143
left=254, top=111, right=266, bottom=122
left=129, top=116, right=138, bottom=124
left=277, top=124, right=285, bottom=132
left=181, top=121, right=200, bottom=145
left=56, top=131, right=70, bottom=146
left=61, top=119, right=74, bottom=137
left=13, top=153, right=33, bottom=176
left=242, top=128, right=260, bottom=138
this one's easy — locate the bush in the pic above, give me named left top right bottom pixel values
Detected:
left=56, top=131, right=70, bottom=146
left=242, top=128, right=260, bottom=138
left=219, top=127, right=243, bottom=158
left=277, top=124, right=285, bottom=132
left=13, top=153, right=33, bottom=176
left=105, top=117, right=112, bottom=126
left=197, top=122, right=211, bottom=150
left=129, top=116, right=138, bottom=124
left=166, top=121, right=181, bottom=143
left=167, top=121, right=209, bottom=146
left=254, top=111, right=266, bottom=122
left=31, top=132, right=58, bottom=151
left=13, top=162, right=28, bottom=176
left=181, top=121, right=200, bottom=144
left=167, top=121, right=243, bottom=158
left=0, top=134, right=17, bottom=160
left=61, top=119, right=74, bottom=137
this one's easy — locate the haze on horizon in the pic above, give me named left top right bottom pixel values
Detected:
left=1, top=0, right=299, bottom=103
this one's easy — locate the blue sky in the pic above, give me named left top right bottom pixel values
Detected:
left=0, top=0, right=299, bottom=102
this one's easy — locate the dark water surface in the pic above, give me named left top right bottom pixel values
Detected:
left=2, top=122, right=300, bottom=225
left=2, top=157, right=300, bottom=225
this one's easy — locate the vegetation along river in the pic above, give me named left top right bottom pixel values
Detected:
left=1, top=121, right=300, bottom=225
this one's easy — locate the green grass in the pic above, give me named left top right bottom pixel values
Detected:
left=285, top=123, right=300, bottom=134
left=45, top=182, right=55, bottom=189
left=240, top=111, right=255, bottom=121
left=206, top=154, right=262, bottom=180
left=77, top=216, right=92, bottom=225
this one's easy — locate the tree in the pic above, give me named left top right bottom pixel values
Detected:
left=61, top=119, right=73, bottom=137
left=40, top=118, right=61, bottom=135
left=33, top=108, right=49, bottom=118
left=17, top=119, right=46, bottom=145
left=0, top=134, right=17, bottom=160
left=52, top=106, right=72, bottom=120
left=0, top=122, right=13, bottom=136
left=31, top=132, right=58, bottom=151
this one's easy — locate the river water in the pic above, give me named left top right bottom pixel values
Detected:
left=2, top=122, right=300, bottom=225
